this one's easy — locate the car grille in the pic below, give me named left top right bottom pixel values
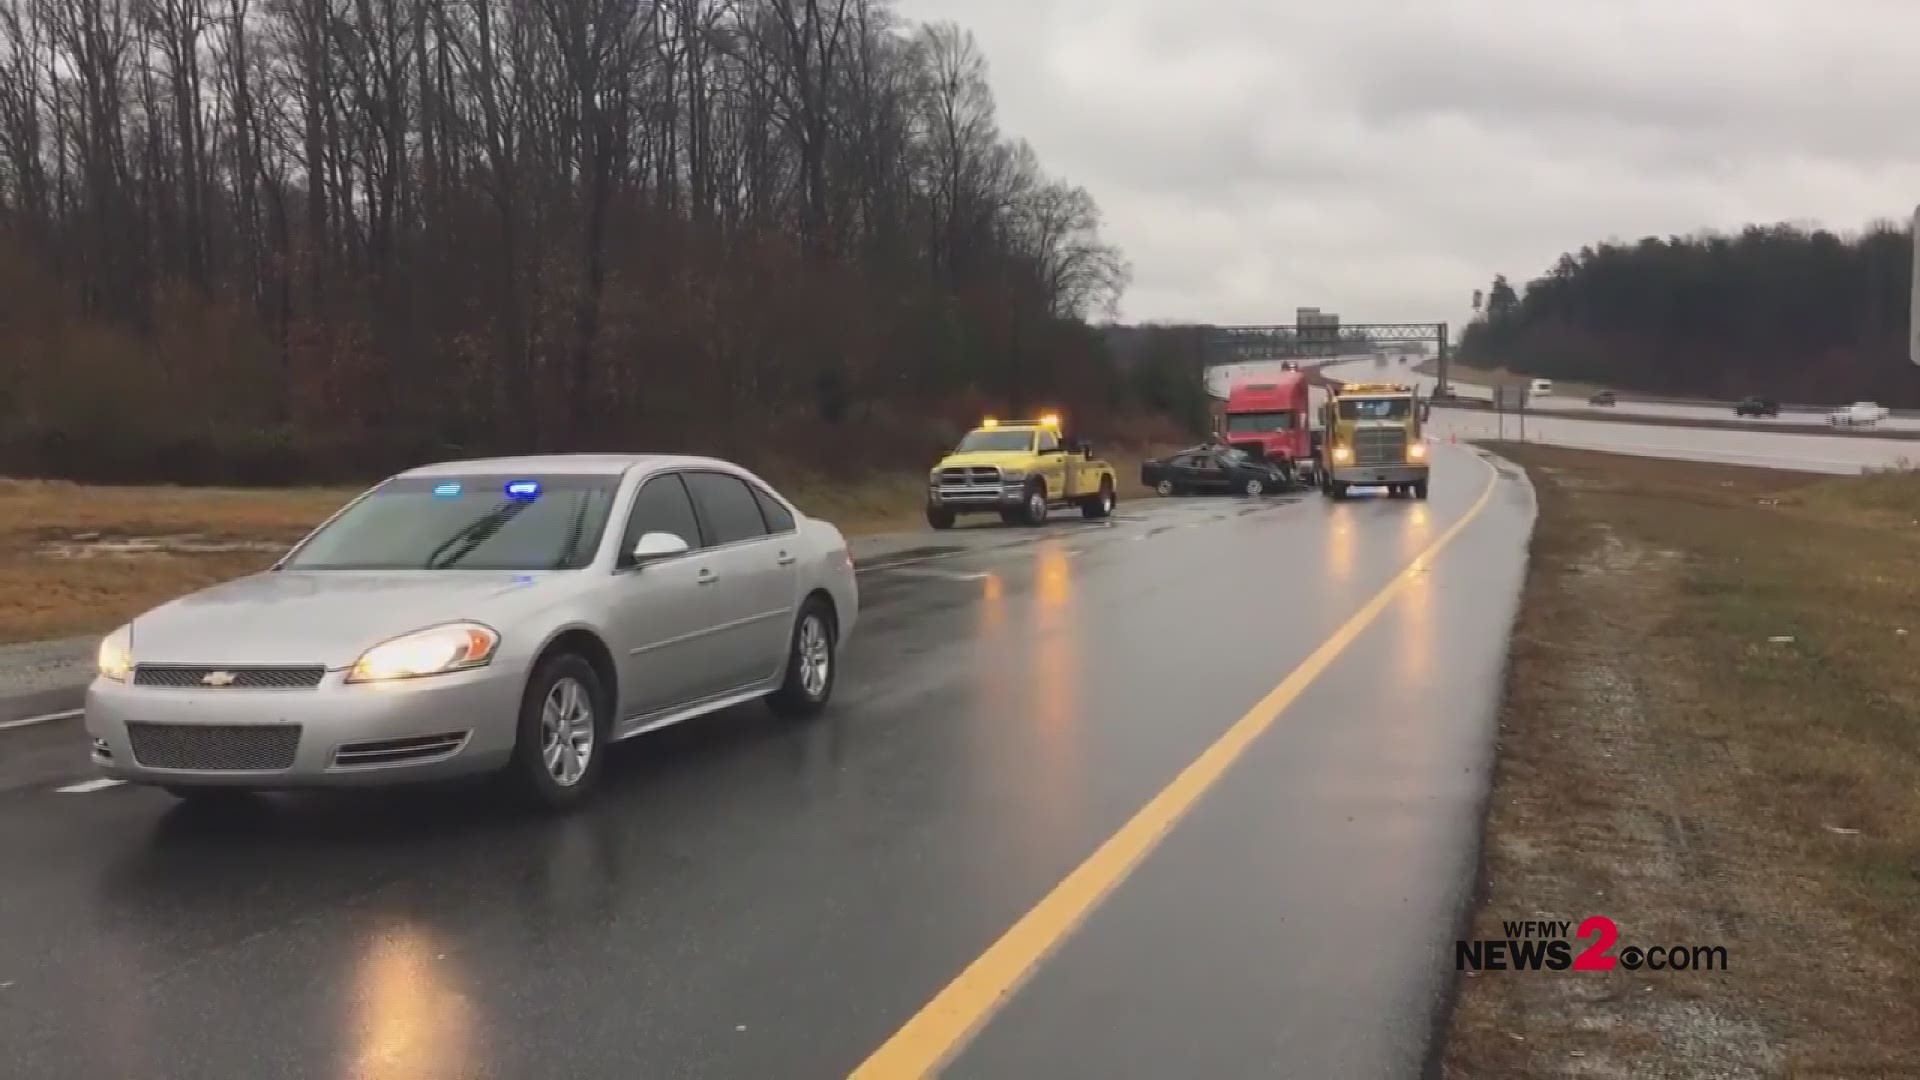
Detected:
left=127, top=723, right=302, bottom=771
left=133, top=664, right=326, bottom=690
left=1351, top=427, right=1409, bottom=466
left=936, top=465, right=1003, bottom=494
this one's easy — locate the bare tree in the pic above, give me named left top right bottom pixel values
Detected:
left=0, top=0, right=1139, bottom=484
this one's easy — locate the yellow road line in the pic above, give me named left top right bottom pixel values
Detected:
left=847, top=454, right=1502, bottom=1079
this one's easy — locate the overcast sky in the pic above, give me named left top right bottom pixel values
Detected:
left=890, top=0, right=1920, bottom=329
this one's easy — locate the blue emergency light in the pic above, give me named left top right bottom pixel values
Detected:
left=432, top=482, right=462, bottom=497
left=505, top=480, right=541, bottom=499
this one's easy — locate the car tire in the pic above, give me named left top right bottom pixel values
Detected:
left=1081, top=479, right=1116, bottom=519
left=1329, top=481, right=1348, bottom=501
left=1413, top=479, right=1430, bottom=500
left=1022, top=482, right=1049, bottom=526
left=1155, top=479, right=1175, bottom=496
left=507, top=652, right=607, bottom=811
left=926, top=505, right=955, bottom=530
left=769, top=597, right=837, bottom=718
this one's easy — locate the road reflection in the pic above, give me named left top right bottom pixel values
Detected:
left=348, top=926, right=474, bottom=1080
left=1397, top=550, right=1432, bottom=682
left=1027, top=543, right=1083, bottom=843
left=1325, top=516, right=1355, bottom=583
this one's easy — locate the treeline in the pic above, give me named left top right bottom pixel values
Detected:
left=0, top=0, right=1155, bottom=485
left=1460, top=222, right=1920, bottom=404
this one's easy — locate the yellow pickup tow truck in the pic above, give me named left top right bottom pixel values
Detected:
left=1317, top=381, right=1430, bottom=500
left=926, top=415, right=1119, bottom=528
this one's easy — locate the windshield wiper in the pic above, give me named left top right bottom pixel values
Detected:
left=424, top=501, right=530, bottom=569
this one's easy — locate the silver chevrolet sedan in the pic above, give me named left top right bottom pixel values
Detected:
left=84, top=454, right=859, bottom=809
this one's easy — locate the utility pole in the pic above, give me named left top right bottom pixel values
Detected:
left=1910, top=204, right=1920, bottom=365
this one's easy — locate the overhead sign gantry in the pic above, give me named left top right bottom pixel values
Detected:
left=1207, top=322, right=1455, bottom=395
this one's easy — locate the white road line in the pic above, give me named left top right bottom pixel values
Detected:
left=57, top=778, right=123, bottom=794
left=0, top=708, right=82, bottom=731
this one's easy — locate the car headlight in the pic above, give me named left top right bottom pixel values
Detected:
left=97, top=624, right=133, bottom=682
left=1409, top=442, right=1427, bottom=459
left=347, top=622, right=500, bottom=684
left=1332, top=446, right=1352, bottom=463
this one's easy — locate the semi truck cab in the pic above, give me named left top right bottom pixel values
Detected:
left=1222, top=372, right=1314, bottom=484
left=1317, top=382, right=1430, bottom=500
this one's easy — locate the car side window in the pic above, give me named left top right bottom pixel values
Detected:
left=750, top=482, right=797, bottom=534
left=1037, top=429, right=1060, bottom=453
left=619, top=473, right=703, bottom=565
left=684, top=471, right=770, bottom=546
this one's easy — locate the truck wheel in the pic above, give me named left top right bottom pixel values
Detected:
left=926, top=505, right=955, bottom=530
left=1413, top=479, right=1429, bottom=500
left=1022, top=482, right=1049, bottom=526
left=1329, top=481, right=1348, bottom=501
left=1155, top=479, right=1175, bottom=496
left=1081, top=478, right=1115, bottom=519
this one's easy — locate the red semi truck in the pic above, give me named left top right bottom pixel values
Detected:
left=1221, top=371, right=1315, bottom=484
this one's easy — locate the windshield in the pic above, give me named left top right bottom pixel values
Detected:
left=954, top=429, right=1035, bottom=453
left=1224, top=411, right=1295, bottom=433
left=282, top=474, right=620, bottom=570
left=1337, top=397, right=1413, bottom=421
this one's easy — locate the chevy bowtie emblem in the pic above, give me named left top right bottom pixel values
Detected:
left=201, top=670, right=237, bottom=687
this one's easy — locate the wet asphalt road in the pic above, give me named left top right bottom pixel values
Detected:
left=0, top=446, right=1533, bottom=1079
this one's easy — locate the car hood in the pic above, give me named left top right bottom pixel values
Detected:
left=935, top=451, right=1034, bottom=471
left=127, top=570, right=558, bottom=667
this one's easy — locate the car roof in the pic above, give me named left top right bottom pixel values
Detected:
left=395, top=453, right=744, bottom=479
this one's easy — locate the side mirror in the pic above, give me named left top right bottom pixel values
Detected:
left=629, top=531, right=690, bottom=564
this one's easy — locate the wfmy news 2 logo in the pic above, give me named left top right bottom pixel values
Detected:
left=1456, top=916, right=1729, bottom=972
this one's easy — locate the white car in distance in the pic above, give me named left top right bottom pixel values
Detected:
left=1828, top=402, right=1889, bottom=427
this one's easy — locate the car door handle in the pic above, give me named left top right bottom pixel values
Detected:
left=697, top=568, right=719, bottom=585
left=776, top=552, right=796, bottom=566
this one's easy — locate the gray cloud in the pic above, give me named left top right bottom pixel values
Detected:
left=890, top=0, right=1920, bottom=327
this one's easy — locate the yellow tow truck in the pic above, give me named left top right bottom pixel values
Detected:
left=1317, top=381, right=1430, bottom=500
left=926, top=414, right=1119, bottom=528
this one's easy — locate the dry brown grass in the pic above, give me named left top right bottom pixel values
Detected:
left=0, top=446, right=1171, bottom=645
left=0, top=478, right=356, bottom=645
left=1442, top=444, right=1920, bottom=1079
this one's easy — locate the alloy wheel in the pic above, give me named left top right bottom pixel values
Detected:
left=540, top=676, right=595, bottom=786
left=798, top=613, right=831, bottom=698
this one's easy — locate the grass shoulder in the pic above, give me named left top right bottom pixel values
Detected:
left=1442, top=443, right=1920, bottom=1076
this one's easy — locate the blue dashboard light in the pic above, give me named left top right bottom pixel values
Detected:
left=505, top=480, right=541, bottom=499
left=432, top=482, right=462, bottom=497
